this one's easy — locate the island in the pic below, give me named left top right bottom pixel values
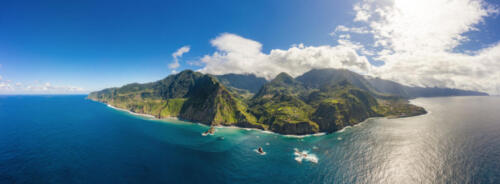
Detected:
left=88, top=68, right=486, bottom=135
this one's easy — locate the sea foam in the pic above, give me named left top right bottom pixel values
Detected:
left=293, top=148, right=318, bottom=164
left=107, top=104, right=155, bottom=118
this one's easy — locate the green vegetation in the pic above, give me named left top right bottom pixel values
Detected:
left=88, top=69, right=428, bottom=135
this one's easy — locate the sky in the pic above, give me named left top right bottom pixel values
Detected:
left=1, top=0, right=499, bottom=94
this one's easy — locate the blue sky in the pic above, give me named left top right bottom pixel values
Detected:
left=1, top=0, right=500, bottom=94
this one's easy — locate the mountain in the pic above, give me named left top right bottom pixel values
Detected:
left=296, top=68, right=488, bottom=98
left=296, top=68, right=375, bottom=92
left=88, top=70, right=266, bottom=129
left=249, top=72, right=318, bottom=134
left=366, top=77, right=488, bottom=97
left=215, top=73, right=267, bottom=94
left=89, top=68, right=484, bottom=135
left=248, top=73, right=425, bottom=134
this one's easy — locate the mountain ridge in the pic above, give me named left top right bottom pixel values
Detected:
left=88, top=68, right=486, bottom=135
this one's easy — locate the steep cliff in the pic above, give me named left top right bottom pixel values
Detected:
left=89, top=69, right=432, bottom=135
left=88, top=70, right=266, bottom=129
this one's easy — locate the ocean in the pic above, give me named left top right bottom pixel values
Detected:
left=1, top=95, right=499, bottom=183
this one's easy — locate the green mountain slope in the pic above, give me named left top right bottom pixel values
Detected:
left=88, top=69, right=431, bottom=135
left=88, top=70, right=266, bottom=129
left=248, top=74, right=426, bottom=134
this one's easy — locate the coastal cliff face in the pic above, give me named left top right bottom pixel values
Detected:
left=88, top=70, right=267, bottom=129
left=88, top=69, right=430, bottom=135
left=247, top=73, right=426, bottom=134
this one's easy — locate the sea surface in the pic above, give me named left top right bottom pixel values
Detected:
left=1, top=95, right=500, bottom=183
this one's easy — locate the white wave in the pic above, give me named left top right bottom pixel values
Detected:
left=261, top=130, right=275, bottom=134
left=201, top=127, right=216, bottom=136
left=254, top=149, right=266, bottom=155
left=337, top=126, right=351, bottom=133
left=107, top=104, right=155, bottom=118
left=284, top=135, right=306, bottom=138
left=283, top=132, right=327, bottom=139
left=314, top=133, right=326, bottom=136
left=201, top=132, right=214, bottom=136
left=215, top=125, right=239, bottom=129
left=293, top=148, right=318, bottom=164
left=104, top=103, right=331, bottom=138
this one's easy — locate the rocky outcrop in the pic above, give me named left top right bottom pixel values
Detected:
left=89, top=70, right=264, bottom=129
left=270, top=121, right=319, bottom=135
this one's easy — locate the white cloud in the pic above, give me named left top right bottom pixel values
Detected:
left=187, top=60, right=204, bottom=66
left=349, top=0, right=500, bottom=94
left=0, top=75, right=13, bottom=91
left=0, top=81, right=12, bottom=90
left=332, top=25, right=371, bottom=36
left=361, top=0, right=498, bottom=53
left=353, top=3, right=372, bottom=22
left=169, top=46, right=191, bottom=69
left=199, top=33, right=371, bottom=80
left=23, top=82, right=85, bottom=93
left=0, top=78, right=85, bottom=94
left=335, top=25, right=350, bottom=32
left=339, top=34, right=351, bottom=39
left=196, top=0, right=500, bottom=94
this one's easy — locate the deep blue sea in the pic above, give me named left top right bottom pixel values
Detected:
left=1, top=95, right=500, bottom=183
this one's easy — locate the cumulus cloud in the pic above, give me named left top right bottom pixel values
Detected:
left=349, top=0, right=500, bottom=94
left=363, top=0, right=497, bottom=52
left=199, top=33, right=371, bottom=79
left=353, top=2, right=372, bottom=22
left=169, top=46, right=191, bottom=69
left=199, top=0, right=500, bottom=94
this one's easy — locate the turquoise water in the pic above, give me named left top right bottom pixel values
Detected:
left=1, top=95, right=500, bottom=183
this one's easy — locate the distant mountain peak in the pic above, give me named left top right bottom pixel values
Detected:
left=272, top=72, right=295, bottom=84
left=215, top=73, right=267, bottom=94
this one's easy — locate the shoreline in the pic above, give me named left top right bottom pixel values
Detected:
left=106, top=104, right=157, bottom=119
left=98, top=101, right=335, bottom=137
left=104, top=102, right=332, bottom=137
left=95, top=99, right=429, bottom=137
left=409, top=99, right=432, bottom=116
